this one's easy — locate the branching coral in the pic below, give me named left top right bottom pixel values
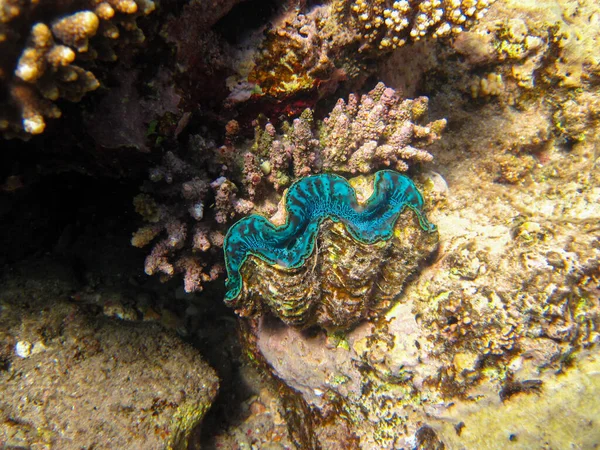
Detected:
left=131, top=136, right=251, bottom=293
left=347, top=0, right=495, bottom=50
left=134, top=83, right=443, bottom=293
left=245, top=82, right=445, bottom=196
left=320, top=82, right=446, bottom=172
left=161, top=0, right=241, bottom=105
left=0, top=0, right=155, bottom=138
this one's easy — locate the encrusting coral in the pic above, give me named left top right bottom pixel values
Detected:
left=0, top=0, right=155, bottom=138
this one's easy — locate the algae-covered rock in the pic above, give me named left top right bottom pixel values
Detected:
left=438, top=351, right=600, bottom=449
left=0, top=273, right=218, bottom=450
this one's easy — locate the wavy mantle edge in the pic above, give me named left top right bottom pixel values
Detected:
left=223, top=170, right=437, bottom=302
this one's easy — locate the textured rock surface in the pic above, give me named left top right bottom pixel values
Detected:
left=238, top=0, right=600, bottom=440
left=245, top=124, right=599, bottom=446
left=0, top=264, right=219, bottom=450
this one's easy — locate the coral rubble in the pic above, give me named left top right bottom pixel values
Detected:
left=224, top=171, right=438, bottom=330
left=0, top=0, right=155, bottom=138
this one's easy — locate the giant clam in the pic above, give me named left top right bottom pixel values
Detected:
left=224, top=170, right=439, bottom=330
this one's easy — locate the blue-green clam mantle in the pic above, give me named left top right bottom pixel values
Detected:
left=223, top=170, right=436, bottom=302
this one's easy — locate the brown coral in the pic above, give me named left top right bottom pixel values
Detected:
left=348, top=0, right=495, bottom=50
left=0, top=0, right=155, bottom=138
left=228, top=0, right=494, bottom=104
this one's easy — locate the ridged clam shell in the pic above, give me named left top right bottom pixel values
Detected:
left=226, top=173, right=439, bottom=330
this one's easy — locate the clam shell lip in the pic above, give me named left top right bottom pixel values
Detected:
left=223, top=170, right=436, bottom=302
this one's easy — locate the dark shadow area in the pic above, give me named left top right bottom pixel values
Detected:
left=213, top=0, right=280, bottom=45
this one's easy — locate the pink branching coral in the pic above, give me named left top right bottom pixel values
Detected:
left=245, top=82, right=445, bottom=195
left=132, top=134, right=254, bottom=293
left=320, top=82, right=446, bottom=172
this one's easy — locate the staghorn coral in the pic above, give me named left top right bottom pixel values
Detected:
left=0, top=0, right=155, bottom=138
left=226, top=171, right=439, bottom=330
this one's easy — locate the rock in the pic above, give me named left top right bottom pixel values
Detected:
left=0, top=294, right=218, bottom=450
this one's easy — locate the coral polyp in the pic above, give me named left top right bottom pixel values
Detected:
left=224, top=170, right=438, bottom=329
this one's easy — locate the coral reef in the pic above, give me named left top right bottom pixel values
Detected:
left=239, top=3, right=352, bottom=101
left=84, top=67, right=183, bottom=151
left=134, top=83, right=443, bottom=293
left=224, top=171, right=438, bottom=329
left=227, top=0, right=494, bottom=104
left=161, top=0, right=242, bottom=106
left=2, top=0, right=600, bottom=446
left=0, top=0, right=155, bottom=138
left=437, top=0, right=600, bottom=113
left=241, top=128, right=599, bottom=447
left=234, top=0, right=600, bottom=439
